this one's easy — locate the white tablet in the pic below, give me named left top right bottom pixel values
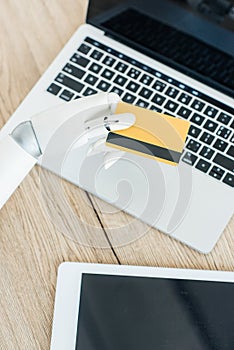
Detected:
left=50, top=263, right=234, bottom=350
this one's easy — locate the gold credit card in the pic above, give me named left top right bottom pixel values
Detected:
left=106, top=102, right=190, bottom=166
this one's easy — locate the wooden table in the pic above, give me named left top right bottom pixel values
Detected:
left=0, top=1, right=233, bottom=348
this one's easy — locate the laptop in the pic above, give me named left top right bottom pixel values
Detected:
left=1, top=0, right=233, bottom=253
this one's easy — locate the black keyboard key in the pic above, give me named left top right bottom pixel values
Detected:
left=178, top=93, right=192, bottom=104
left=191, top=100, right=205, bottom=112
left=115, top=62, right=128, bottom=73
left=47, top=83, right=61, bottom=96
left=78, top=43, right=91, bottom=55
left=204, top=106, right=218, bottom=118
left=136, top=99, right=149, bottom=108
left=122, top=93, right=136, bottom=104
left=200, top=132, right=214, bottom=145
left=177, top=106, right=192, bottom=119
left=113, top=75, right=127, bottom=86
left=216, top=126, right=231, bottom=139
left=126, top=81, right=140, bottom=93
left=227, top=145, right=234, bottom=158
left=139, top=87, right=153, bottom=99
left=209, top=166, right=225, bottom=180
left=231, top=134, right=234, bottom=143
left=182, top=152, right=198, bottom=165
left=164, top=111, right=175, bottom=117
left=203, top=119, right=218, bottom=132
left=84, top=74, right=98, bottom=85
left=97, top=80, right=111, bottom=92
left=140, top=74, right=153, bottom=85
left=152, top=93, right=166, bottom=106
left=70, top=53, right=89, bottom=67
left=83, top=87, right=97, bottom=96
left=90, top=50, right=103, bottom=60
left=188, top=125, right=201, bottom=138
left=195, top=159, right=211, bottom=173
left=62, top=63, right=85, bottom=79
left=213, top=153, right=234, bottom=173
left=127, top=68, right=140, bottom=79
left=110, top=86, right=123, bottom=96
left=165, top=86, right=179, bottom=98
left=55, top=73, right=84, bottom=93
left=152, top=80, right=166, bottom=92
left=164, top=100, right=179, bottom=112
left=200, top=146, right=214, bottom=160
left=59, top=89, right=74, bottom=101
left=101, top=69, right=115, bottom=80
left=223, top=173, right=234, bottom=187
left=74, top=95, right=81, bottom=99
left=103, top=56, right=116, bottom=66
left=187, top=139, right=201, bottom=152
left=150, top=105, right=162, bottom=113
left=190, top=113, right=205, bottom=126
left=213, top=139, right=228, bottom=152
left=230, top=121, right=234, bottom=129
left=217, top=112, right=232, bottom=126
left=89, top=62, right=102, bottom=74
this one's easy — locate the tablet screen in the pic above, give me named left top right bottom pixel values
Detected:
left=76, top=273, right=234, bottom=350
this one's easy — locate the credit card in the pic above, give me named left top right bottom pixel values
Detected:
left=106, top=102, right=190, bottom=166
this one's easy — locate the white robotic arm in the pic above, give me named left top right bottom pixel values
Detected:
left=0, top=124, right=40, bottom=210
left=0, top=92, right=135, bottom=210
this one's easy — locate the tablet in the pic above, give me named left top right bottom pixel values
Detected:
left=50, top=263, right=234, bottom=350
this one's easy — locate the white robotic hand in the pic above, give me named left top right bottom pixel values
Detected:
left=0, top=92, right=135, bottom=210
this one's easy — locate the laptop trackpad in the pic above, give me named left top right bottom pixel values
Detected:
left=75, top=151, right=193, bottom=232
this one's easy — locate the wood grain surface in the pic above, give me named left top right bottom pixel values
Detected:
left=0, top=1, right=233, bottom=349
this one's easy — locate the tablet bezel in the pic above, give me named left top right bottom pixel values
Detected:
left=50, top=263, right=234, bottom=350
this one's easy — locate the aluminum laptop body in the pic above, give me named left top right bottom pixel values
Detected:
left=1, top=0, right=233, bottom=253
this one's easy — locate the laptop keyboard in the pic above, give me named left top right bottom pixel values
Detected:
left=47, top=37, right=234, bottom=188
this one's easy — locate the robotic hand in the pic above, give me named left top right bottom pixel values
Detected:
left=0, top=92, right=135, bottom=210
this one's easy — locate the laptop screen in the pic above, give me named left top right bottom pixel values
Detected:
left=87, top=0, right=234, bottom=97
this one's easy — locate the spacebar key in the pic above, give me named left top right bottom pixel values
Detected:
left=213, top=153, right=234, bottom=173
left=55, top=73, right=84, bottom=93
